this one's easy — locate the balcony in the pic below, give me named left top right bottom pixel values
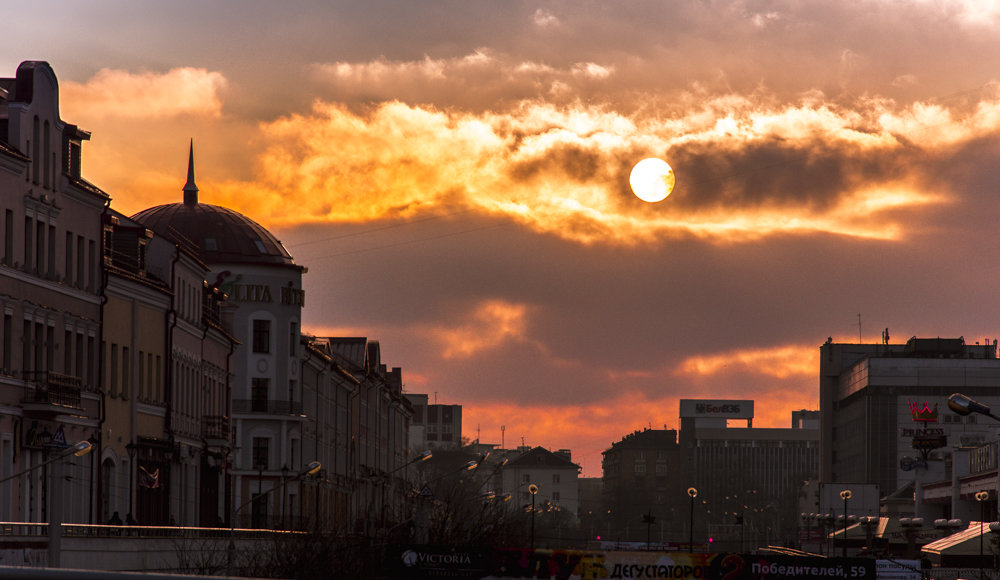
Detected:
left=232, top=399, right=303, bottom=416
left=22, top=371, right=84, bottom=415
left=201, top=415, right=231, bottom=449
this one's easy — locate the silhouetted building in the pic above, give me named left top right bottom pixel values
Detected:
left=601, top=428, right=683, bottom=544
left=406, top=393, right=462, bottom=451
left=679, top=400, right=818, bottom=550
left=0, top=61, right=106, bottom=524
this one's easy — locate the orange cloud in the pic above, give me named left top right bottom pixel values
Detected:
left=61, top=67, right=227, bottom=120
left=61, top=64, right=1000, bottom=247
left=678, top=344, right=819, bottom=380
left=429, top=300, right=532, bottom=359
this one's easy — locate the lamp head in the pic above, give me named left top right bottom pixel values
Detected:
left=418, top=450, right=433, bottom=461
left=303, top=461, right=321, bottom=476
left=840, top=489, right=852, bottom=500
left=72, top=441, right=94, bottom=457
left=948, top=393, right=993, bottom=418
left=528, top=483, right=538, bottom=495
left=687, top=487, right=698, bottom=498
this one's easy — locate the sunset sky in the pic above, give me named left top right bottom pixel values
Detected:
left=10, top=1, right=1000, bottom=475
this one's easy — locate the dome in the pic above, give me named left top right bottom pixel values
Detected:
left=130, top=141, right=301, bottom=270
left=131, top=202, right=301, bottom=269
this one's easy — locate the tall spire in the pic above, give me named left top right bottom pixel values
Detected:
left=183, top=139, right=199, bottom=205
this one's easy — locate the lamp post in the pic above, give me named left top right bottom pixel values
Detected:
left=840, top=489, right=852, bottom=557
left=228, top=461, right=320, bottom=576
left=949, top=392, right=1000, bottom=576
left=687, top=487, right=698, bottom=553
left=528, top=483, right=538, bottom=550
left=0, top=440, right=93, bottom=568
left=976, top=490, right=989, bottom=576
left=377, top=449, right=432, bottom=535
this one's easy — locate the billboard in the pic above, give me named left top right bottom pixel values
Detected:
left=679, top=399, right=754, bottom=419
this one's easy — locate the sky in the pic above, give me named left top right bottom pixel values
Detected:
left=9, top=0, right=1000, bottom=476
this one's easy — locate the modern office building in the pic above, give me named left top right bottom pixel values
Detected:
left=819, top=336, right=1000, bottom=516
left=679, top=399, right=819, bottom=548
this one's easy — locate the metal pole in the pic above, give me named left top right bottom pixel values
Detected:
left=48, top=458, right=62, bottom=568
left=530, top=493, right=535, bottom=550
left=688, top=494, right=694, bottom=552
left=843, top=498, right=848, bottom=558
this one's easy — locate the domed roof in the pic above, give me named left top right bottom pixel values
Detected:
left=130, top=142, right=301, bottom=270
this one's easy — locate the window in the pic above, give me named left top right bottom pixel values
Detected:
left=252, top=378, right=269, bottom=412
left=252, top=319, right=271, bottom=353
left=656, top=463, right=668, bottom=474
left=121, top=346, right=129, bottom=399
left=2, top=314, right=11, bottom=373
left=24, top=217, right=32, bottom=270
left=522, top=474, right=530, bottom=483
left=552, top=474, right=560, bottom=484
left=552, top=492, right=560, bottom=502
left=63, top=330, right=72, bottom=374
left=3, top=210, right=12, bottom=265
left=64, top=232, right=73, bottom=282
left=635, top=463, right=646, bottom=474
left=75, top=235, right=84, bottom=287
left=289, top=322, right=297, bottom=357
left=252, top=437, right=269, bottom=470
left=110, top=344, right=119, bottom=396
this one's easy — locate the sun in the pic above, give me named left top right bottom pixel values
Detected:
left=629, top=158, right=675, bottom=203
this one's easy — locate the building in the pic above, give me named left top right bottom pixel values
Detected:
left=316, top=336, right=414, bottom=532
left=679, top=400, right=819, bottom=550
left=819, top=336, right=1000, bottom=520
left=503, top=447, right=581, bottom=518
left=101, top=206, right=235, bottom=527
left=601, top=429, right=683, bottom=544
left=406, top=393, right=462, bottom=451
left=0, top=61, right=106, bottom=524
left=132, top=147, right=312, bottom=528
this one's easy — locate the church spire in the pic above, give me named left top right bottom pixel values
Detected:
left=183, top=139, right=199, bottom=205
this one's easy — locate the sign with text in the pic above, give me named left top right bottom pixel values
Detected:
left=680, top=399, right=754, bottom=419
left=391, top=547, right=877, bottom=579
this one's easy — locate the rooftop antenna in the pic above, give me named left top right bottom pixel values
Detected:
left=501, top=425, right=505, bottom=449
left=857, top=314, right=862, bottom=343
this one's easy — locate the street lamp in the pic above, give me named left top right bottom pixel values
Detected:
left=976, top=490, right=989, bottom=576
left=0, top=440, right=93, bottom=568
left=228, top=461, right=320, bottom=576
left=687, top=487, right=698, bottom=553
left=840, top=489, right=852, bottom=557
left=528, top=483, right=538, bottom=550
left=947, top=393, right=1000, bottom=421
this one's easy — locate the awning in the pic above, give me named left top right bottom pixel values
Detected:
left=922, top=522, right=990, bottom=557
left=922, top=522, right=996, bottom=567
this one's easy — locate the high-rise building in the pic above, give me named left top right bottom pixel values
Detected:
left=819, top=336, right=1000, bottom=518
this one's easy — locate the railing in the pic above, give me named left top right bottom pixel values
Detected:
left=232, top=399, right=303, bottom=415
left=201, top=415, right=230, bottom=441
left=969, top=440, right=998, bottom=474
left=22, top=371, right=84, bottom=409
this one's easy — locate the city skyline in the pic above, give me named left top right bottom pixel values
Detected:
left=10, top=1, right=1000, bottom=475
